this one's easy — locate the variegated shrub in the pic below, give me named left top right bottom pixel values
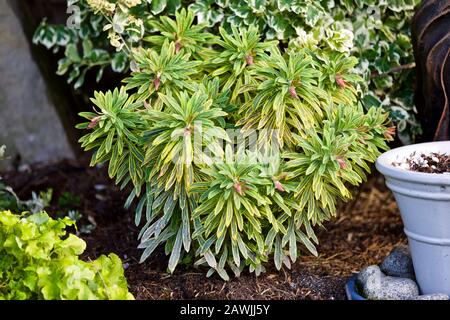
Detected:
left=74, top=7, right=392, bottom=279
left=34, top=0, right=420, bottom=142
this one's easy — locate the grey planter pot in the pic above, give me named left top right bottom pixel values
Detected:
left=376, top=141, right=450, bottom=295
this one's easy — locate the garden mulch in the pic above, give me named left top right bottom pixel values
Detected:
left=1, top=160, right=405, bottom=300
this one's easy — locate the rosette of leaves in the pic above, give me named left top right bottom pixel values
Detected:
left=237, top=47, right=326, bottom=148
left=191, top=147, right=277, bottom=279
left=77, top=88, right=147, bottom=194
left=123, top=40, right=201, bottom=105
left=273, top=112, right=392, bottom=272
left=284, top=105, right=392, bottom=226
left=191, top=146, right=320, bottom=278
left=0, top=211, right=133, bottom=300
left=194, top=76, right=236, bottom=119
left=128, top=90, right=229, bottom=272
left=257, top=149, right=319, bottom=271
left=144, top=8, right=217, bottom=60
left=316, top=52, right=363, bottom=106
left=210, top=25, right=278, bottom=102
left=188, top=0, right=421, bottom=142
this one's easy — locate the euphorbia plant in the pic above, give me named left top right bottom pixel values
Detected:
left=209, top=25, right=278, bottom=103
left=137, top=90, right=228, bottom=272
left=78, top=8, right=393, bottom=279
left=123, top=41, right=201, bottom=105
left=34, top=0, right=420, bottom=142
left=144, top=8, right=216, bottom=60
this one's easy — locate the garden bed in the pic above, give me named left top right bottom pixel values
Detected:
left=1, top=160, right=405, bottom=300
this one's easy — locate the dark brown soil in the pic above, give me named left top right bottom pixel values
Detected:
left=406, top=152, right=450, bottom=173
left=1, top=160, right=405, bottom=300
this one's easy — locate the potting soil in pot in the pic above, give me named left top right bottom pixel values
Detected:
left=392, top=152, right=450, bottom=174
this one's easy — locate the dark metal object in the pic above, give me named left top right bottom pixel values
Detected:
left=412, top=0, right=450, bottom=141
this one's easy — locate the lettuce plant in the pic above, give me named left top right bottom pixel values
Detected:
left=76, top=9, right=392, bottom=279
left=0, top=211, right=133, bottom=300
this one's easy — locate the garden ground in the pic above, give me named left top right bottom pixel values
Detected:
left=2, top=160, right=405, bottom=300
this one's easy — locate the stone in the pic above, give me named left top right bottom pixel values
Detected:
left=0, top=2, right=74, bottom=170
left=356, top=265, right=382, bottom=289
left=357, top=265, right=419, bottom=300
left=380, top=245, right=415, bottom=279
left=415, top=294, right=449, bottom=300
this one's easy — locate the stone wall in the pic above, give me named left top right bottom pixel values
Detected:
left=0, top=1, right=75, bottom=170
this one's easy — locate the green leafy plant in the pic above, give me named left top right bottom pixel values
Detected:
left=238, top=47, right=326, bottom=148
left=191, top=146, right=293, bottom=279
left=0, top=210, right=134, bottom=300
left=0, top=148, right=94, bottom=238
left=76, top=10, right=392, bottom=279
left=210, top=25, right=278, bottom=102
left=35, top=0, right=420, bottom=142
left=77, top=88, right=147, bottom=193
left=144, top=8, right=216, bottom=59
left=0, top=146, right=53, bottom=213
left=0, top=183, right=53, bottom=214
left=33, top=2, right=127, bottom=89
left=123, top=41, right=201, bottom=104
left=58, top=191, right=81, bottom=209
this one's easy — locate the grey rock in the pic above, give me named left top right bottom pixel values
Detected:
left=380, top=245, right=415, bottom=279
left=357, top=265, right=419, bottom=300
left=356, top=265, right=382, bottom=288
left=0, top=2, right=74, bottom=170
left=415, top=294, right=449, bottom=300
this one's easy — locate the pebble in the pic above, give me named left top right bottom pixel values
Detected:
left=380, top=245, right=415, bottom=280
left=357, top=265, right=419, bottom=300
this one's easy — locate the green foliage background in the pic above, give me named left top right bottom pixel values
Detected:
left=33, top=0, right=421, bottom=143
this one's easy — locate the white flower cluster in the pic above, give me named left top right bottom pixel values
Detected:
left=86, top=0, right=115, bottom=14
left=100, top=2, right=144, bottom=52
left=290, top=25, right=354, bottom=54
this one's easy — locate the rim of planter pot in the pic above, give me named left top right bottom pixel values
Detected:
left=376, top=141, right=450, bottom=186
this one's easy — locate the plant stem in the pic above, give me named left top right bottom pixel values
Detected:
left=370, top=62, right=416, bottom=78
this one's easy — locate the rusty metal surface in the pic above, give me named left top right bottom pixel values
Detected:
left=412, top=0, right=450, bottom=141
